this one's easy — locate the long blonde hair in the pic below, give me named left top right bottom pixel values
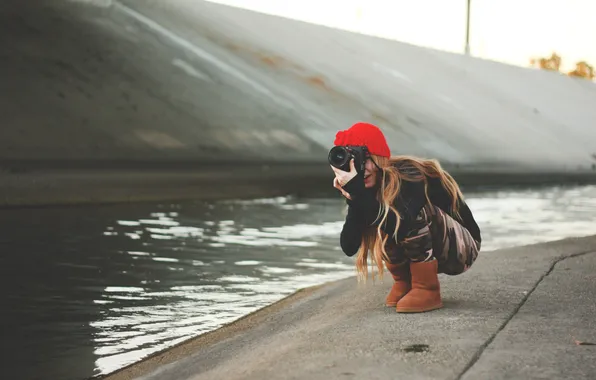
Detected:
left=355, top=155, right=464, bottom=281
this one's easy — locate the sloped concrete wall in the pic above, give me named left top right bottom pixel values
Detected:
left=2, top=0, right=595, bottom=175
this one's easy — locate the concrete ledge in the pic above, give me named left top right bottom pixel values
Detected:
left=3, top=161, right=596, bottom=207
left=100, top=235, right=596, bottom=380
left=0, top=163, right=331, bottom=208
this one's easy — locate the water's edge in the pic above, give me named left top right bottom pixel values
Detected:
left=98, top=283, right=330, bottom=380
left=3, top=166, right=596, bottom=208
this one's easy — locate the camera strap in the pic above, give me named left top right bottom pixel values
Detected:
left=369, top=156, right=382, bottom=171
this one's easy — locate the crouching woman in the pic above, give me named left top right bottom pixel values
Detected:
left=330, top=122, right=481, bottom=313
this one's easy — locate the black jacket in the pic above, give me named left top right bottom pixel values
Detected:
left=339, top=171, right=481, bottom=257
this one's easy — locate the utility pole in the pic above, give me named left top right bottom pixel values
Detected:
left=464, top=0, right=471, bottom=55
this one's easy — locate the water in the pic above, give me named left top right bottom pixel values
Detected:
left=1, top=184, right=596, bottom=380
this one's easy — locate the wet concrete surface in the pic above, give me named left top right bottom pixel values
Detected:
left=5, top=162, right=596, bottom=208
left=103, top=236, right=596, bottom=380
left=0, top=163, right=331, bottom=207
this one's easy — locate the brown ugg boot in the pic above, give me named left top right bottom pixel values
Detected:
left=385, top=261, right=411, bottom=307
left=395, top=259, right=443, bottom=313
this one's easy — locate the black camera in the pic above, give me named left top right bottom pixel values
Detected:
left=328, top=145, right=369, bottom=173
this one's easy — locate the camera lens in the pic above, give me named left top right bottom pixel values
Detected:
left=328, top=146, right=349, bottom=169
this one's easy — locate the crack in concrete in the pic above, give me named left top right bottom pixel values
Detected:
left=455, top=250, right=596, bottom=380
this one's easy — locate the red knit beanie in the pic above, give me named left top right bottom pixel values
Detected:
left=333, top=122, right=391, bottom=157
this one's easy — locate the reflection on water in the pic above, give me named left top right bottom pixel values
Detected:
left=92, top=197, right=352, bottom=374
left=1, top=185, right=595, bottom=380
left=468, top=185, right=596, bottom=251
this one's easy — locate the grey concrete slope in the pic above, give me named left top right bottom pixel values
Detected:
left=3, top=0, right=596, bottom=174
left=0, top=0, right=322, bottom=164
left=102, top=235, right=596, bottom=380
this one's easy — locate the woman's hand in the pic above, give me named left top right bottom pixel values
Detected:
left=333, top=177, right=352, bottom=200
left=331, top=159, right=357, bottom=200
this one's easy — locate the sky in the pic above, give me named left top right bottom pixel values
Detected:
left=205, top=0, right=596, bottom=72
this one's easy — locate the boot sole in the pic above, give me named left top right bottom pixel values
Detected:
left=385, top=289, right=412, bottom=307
left=386, top=296, right=408, bottom=307
left=386, top=295, right=409, bottom=307
left=395, top=302, right=443, bottom=313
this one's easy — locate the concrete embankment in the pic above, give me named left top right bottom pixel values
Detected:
left=2, top=0, right=596, bottom=206
left=101, top=235, right=596, bottom=380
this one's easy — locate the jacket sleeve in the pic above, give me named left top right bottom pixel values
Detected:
left=338, top=174, right=377, bottom=257
left=339, top=202, right=370, bottom=257
left=338, top=176, right=426, bottom=256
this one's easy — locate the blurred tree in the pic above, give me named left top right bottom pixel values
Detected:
left=568, top=61, right=595, bottom=80
left=530, top=52, right=594, bottom=81
left=530, top=52, right=562, bottom=71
